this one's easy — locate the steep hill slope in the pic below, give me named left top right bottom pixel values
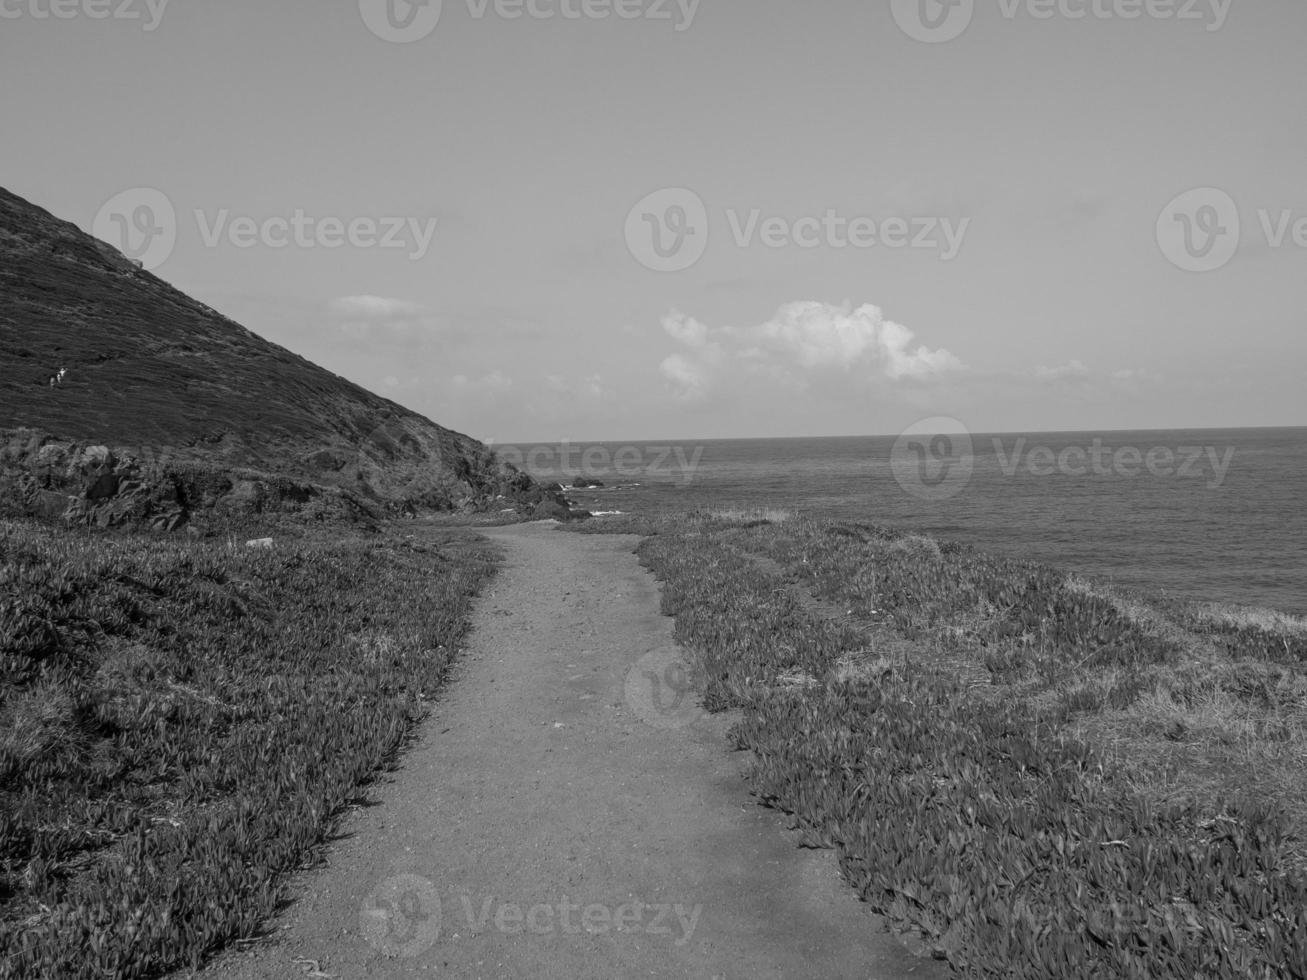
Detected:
left=0, top=187, right=563, bottom=530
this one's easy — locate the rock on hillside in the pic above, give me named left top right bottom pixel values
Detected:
left=0, top=186, right=566, bottom=530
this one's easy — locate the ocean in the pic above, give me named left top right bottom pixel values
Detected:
left=502, top=427, right=1307, bottom=616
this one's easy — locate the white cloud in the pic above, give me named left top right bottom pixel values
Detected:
left=545, top=373, right=612, bottom=401
left=659, top=353, right=713, bottom=402
left=658, top=301, right=964, bottom=400
left=328, top=295, right=427, bottom=319
left=663, top=313, right=711, bottom=349
left=1110, top=367, right=1166, bottom=388
left=451, top=370, right=513, bottom=393
left=1033, top=359, right=1091, bottom=383
left=325, top=294, right=465, bottom=351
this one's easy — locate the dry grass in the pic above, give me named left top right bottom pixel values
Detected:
left=345, top=630, right=403, bottom=665
left=1064, top=573, right=1216, bottom=655
left=829, top=651, right=899, bottom=685
left=1053, top=583, right=1307, bottom=839
left=1188, top=602, right=1307, bottom=637
left=1131, top=683, right=1303, bottom=745
left=887, top=533, right=942, bottom=559
left=703, top=507, right=794, bottom=524
left=0, top=681, right=82, bottom=783
left=561, top=512, right=667, bottom=536
left=1068, top=648, right=1307, bottom=863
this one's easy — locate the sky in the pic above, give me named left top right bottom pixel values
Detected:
left=2, top=0, right=1305, bottom=442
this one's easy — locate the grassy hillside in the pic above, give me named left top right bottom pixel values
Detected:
left=0, top=186, right=564, bottom=528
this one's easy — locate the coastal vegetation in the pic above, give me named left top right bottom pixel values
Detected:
left=584, top=510, right=1307, bottom=978
left=0, top=519, right=497, bottom=979
left=5, top=496, right=1303, bottom=979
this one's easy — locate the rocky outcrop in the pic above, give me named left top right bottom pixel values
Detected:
left=0, top=429, right=380, bottom=532
left=0, top=426, right=574, bottom=532
left=4, top=433, right=185, bottom=531
left=530, top=499, right=575, bottom=521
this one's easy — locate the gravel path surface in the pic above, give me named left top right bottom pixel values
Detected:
left=197, top=523, right=945, bottom=980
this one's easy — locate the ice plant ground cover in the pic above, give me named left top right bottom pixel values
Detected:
left=5, top=507, right=1306, bottom=979
left=0, top=520, right=498, bottom=979
left=594, top=511, right=1307, bottom=979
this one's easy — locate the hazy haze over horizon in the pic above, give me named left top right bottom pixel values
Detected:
left=3, top=0, right=1304, bottom=443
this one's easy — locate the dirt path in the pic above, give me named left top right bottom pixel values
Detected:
left=199, top=523, right=946, bottom=980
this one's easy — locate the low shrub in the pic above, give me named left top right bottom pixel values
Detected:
left=637, top=519, right=1307, bottom=979
left=0, top=520, right=497, bottom=978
